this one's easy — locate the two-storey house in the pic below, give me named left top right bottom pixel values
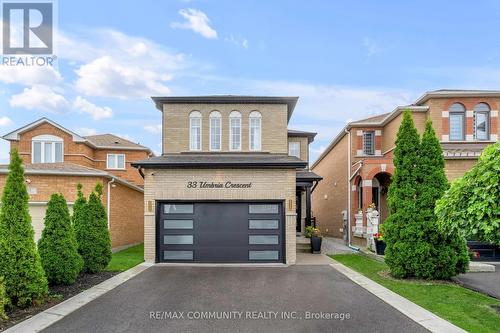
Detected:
left=1, top=118, right=152, bottom=250
left=311, top=89, right=499, bottom=249
left=133, top=96, right=321, bottom=264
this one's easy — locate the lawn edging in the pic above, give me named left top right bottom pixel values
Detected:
left=329, top=259, right=467, bottom=333
left=3, top=262, right=152, bottom=333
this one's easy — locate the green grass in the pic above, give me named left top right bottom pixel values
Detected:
left=331, top=254, right=500, bottom=333
left=106, top=243, right=144, bottom=272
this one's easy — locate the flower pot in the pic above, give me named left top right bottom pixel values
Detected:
left=374, top=238, right=386, bottom=255
left=310, top=236, right=322, bottom=254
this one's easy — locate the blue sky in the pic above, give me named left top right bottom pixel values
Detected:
left=1, top=0, right=500, bottom=163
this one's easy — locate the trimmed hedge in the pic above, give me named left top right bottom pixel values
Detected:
left=0, top=149, right=48, bottom=307
left=38, top=193, right=83, bottom=285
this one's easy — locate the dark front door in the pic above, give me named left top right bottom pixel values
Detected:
left=157, top=202, right=284, bottom=263
left=296, top=191, right=302, bottom=232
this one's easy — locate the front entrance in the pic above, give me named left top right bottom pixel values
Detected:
left=157, top=201, right=284, bottom=263
left=296, top=191, right=302, bottom=232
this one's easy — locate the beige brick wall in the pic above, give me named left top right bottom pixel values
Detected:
left=143, top=168, right=296, bottom=264
left=445, top=159, right=478, bottom=181
left=380, top=111, right=427, bottom=154
left=162, top=103, right=288, bottom=154
left=287, top=136, right=309, bottom=164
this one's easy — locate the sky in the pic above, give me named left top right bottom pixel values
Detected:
left=1, top=0, right=500, bottom=163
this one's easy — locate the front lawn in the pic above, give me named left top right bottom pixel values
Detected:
left=106, top=243, right=144, bottom=272
left=331, top=254, right=500, bottom=333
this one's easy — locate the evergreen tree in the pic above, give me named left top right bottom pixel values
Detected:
left=0, top=149, right=48, bottom=307
left=38, top=193, right=83, bottom=285
left=73, top=183, right=87, bottom=254
left=0, top=276, right=7, bottom=320
left=78, top=184, right=112, bottom=273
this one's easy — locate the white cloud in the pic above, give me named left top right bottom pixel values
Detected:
left=171, top=9, right=218, bottom=39
left=77, top=127, right=98, bottom=136
left=363, top=38, right=381, bottom=57
left=9, top=85, right=69, bottom=112
left=0, top=65, right=62, bottom=85
left=144, top=124, right=162, bottom=134
left=0, top=116, right=13, bottom=127
left=73, top=96, right=113, bottom=120
left=225, top=35, right=249, bottom=49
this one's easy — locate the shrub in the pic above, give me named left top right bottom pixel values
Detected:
left=0, top=149, right=48, bottom=307
left=77, top=184, right=112, bottom=273
left=73, top=183, right=87, bottom=258
left=0, top=276, right=7, bottom=320
left=38, top=193, right=83, bottom=285
left=436, top=142, right=500, bottom=245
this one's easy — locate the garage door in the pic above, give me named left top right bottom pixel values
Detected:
left=157, top=202, right=284, bottom=263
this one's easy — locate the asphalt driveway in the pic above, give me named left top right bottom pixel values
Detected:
left=454, top=263, right=500, bottom=299
left=42, top=265, right=427, bottom=333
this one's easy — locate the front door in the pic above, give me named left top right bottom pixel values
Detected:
left=296, top=191, right=302, bottom=232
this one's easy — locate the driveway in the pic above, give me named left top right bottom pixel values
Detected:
left=42, top=265, right=427, bottom=333
left=455, top=264, right=500, bottom=299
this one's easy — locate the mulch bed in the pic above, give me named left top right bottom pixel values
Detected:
left=0, top=271, right=118, bottom=331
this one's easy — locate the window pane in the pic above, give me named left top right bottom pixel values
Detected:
left=249, top=251, right=278, bottom=260
left=210, top=117, right=221, bottom=150
left=289, top=142, right=300, bottom=158
left=164, top=235, right=193, bottom=245
left=249, top=235, right=279, bottom=245
left=190, top=118, right=201, bottom=150
left=117, top=154, right=125, bottom=168
left=54, top=142, right=63, bottom=162
left=249, top=220, right=279, bottom=229
left=107, top=155, right=116, bottom=169
left=363, top=132, right=374, bottom=155
left=33, top=142, right=42, bottom=163
left=163, top=251, right=193, bottom=260
left=164, top=204, right=194, bottom=214
left=449, top=114, right=464, bottom=141
left=44, top=142, right=53, bottom=162
left=249, top=204, right=279, bottom=214
left=475, top=112, right=488, bottom=140
left=164, top=220, right=194, bottom=229
left=230, top=117, right=241, bottom=150
left=250, top=118, right=261, bottom=150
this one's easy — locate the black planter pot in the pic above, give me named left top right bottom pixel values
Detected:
left=374, top=238, right=386, bottom=255
left=311, top=236, right=322, bottom=254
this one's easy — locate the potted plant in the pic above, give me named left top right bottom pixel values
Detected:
left=373, top=232, right=386, bottom=255
left=367, top=202, right=376, bottom=212
left=305, top=226, right=322, bottom=254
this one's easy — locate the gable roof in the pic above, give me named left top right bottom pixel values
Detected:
left=414, top=89, right=500, bottom=105
left=2, top=117, right=86, bottom=142
left=151, top=95, right=299, bottom=122
left=85, top=134, right=150, bottom=151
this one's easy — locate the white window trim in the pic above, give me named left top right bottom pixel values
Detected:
left=31, top=135, right=64, bottom=164
left=189, top=111, right=202, bottom=151
left=288, top=141, right=301, bottom=158
left=473, top=111, right=490, bottom=141
left=209, top=111, right=222, bottom=151
left=249, top=111, right=262, bottom=151
left=106, top=153, right=126, bottom=170
left=229, top=111, right=242, bottom=151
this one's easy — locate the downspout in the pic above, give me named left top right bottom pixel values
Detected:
left=107, top=177, right=115, bottom=229
left=345, top=128, right=359, bottom=252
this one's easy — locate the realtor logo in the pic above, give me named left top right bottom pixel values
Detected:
left=2, top=1, right=53, bottom=54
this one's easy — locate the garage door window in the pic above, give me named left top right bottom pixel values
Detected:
left=164, top=219, right=193, bottom=229
left=164, top=204, right=194, bottom=214
left=249, top=204, right=279, bottom=214
left=249, top=235, right=279, bottom=245
left=164, top=235, right=193, bottom=245
left=249, top=251, right=279, bottom=260
left=164, top=251, right=193, bottom=260
left=249, top=220, right=279, bottom=229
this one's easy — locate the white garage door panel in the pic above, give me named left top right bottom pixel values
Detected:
left=29, top=204, right=73, bottom=242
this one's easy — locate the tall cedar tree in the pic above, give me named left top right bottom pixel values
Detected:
left=38, top=193, right=83, bottom=285
left=436, top=141, right=500, bottom=245
left=0, top=277, right=7, bottom=320
left=73, top=183, right=87, bottom=254
left=416, top=121, right=468, bottom=279
left=0, top=150, right=48, bottom=307
left=78, top=184, right=112, bottom=273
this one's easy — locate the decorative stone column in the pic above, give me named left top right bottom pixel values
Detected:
left=366, top=209, right=380, bottom=251
left=354, top=212, right=364, bottom=237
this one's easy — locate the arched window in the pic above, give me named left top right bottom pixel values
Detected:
left=229, top=111, right=241, bottom=151
left=209, top=111, right=222, bottom=151
left=249, top=111, right=262, bottom=151
left=448, top=103, right=465, bottom=141
left=473, top=103, right=490, bottom=140
left=189, top=111, right=202, bottom=151
left=32, top=134, right=63, bottom=163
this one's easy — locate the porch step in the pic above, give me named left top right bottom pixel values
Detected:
left=296, top=237, right=312, bottom=253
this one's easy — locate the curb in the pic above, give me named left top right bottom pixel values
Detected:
left=329, top=260, right=467, bottom=333
left=4, top=263, right=152, bottom=333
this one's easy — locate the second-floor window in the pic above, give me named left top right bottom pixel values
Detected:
left=249, top=111, right=262, bottom=151
left=209, top=111, right=222, bottom=151
left=107, top=154, right=125, bottom=169
left=32, top=135, right=63, bottom=163
left=449, top=103, right=465, bottom=141
left=189, top=111, right=202, bottom=151
left=362, top=131, right=375, bottom=155
left=474, top=103, right=490, bottom=140
left=289, top=141, right=301, bottom=158
left=229, top=111, right=241, bottom=151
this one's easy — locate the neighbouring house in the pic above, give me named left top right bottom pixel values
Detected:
left=132, top=96, right=321, bottom=264
left=0, top=118, right=152, bottom=250
left=311, top=89, right=499, bottom=249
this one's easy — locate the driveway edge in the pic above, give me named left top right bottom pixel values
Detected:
left=329, top=260, right=467, bottom=333
left=4, top=262, right=153, bottom=333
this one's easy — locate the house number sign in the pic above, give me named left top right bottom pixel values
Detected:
left=186, top=181, right=252, bottom=189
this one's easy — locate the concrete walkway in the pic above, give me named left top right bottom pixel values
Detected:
left=295, top=252, right=336, bottom=265
left=321, top=237, right=353, bottom=255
